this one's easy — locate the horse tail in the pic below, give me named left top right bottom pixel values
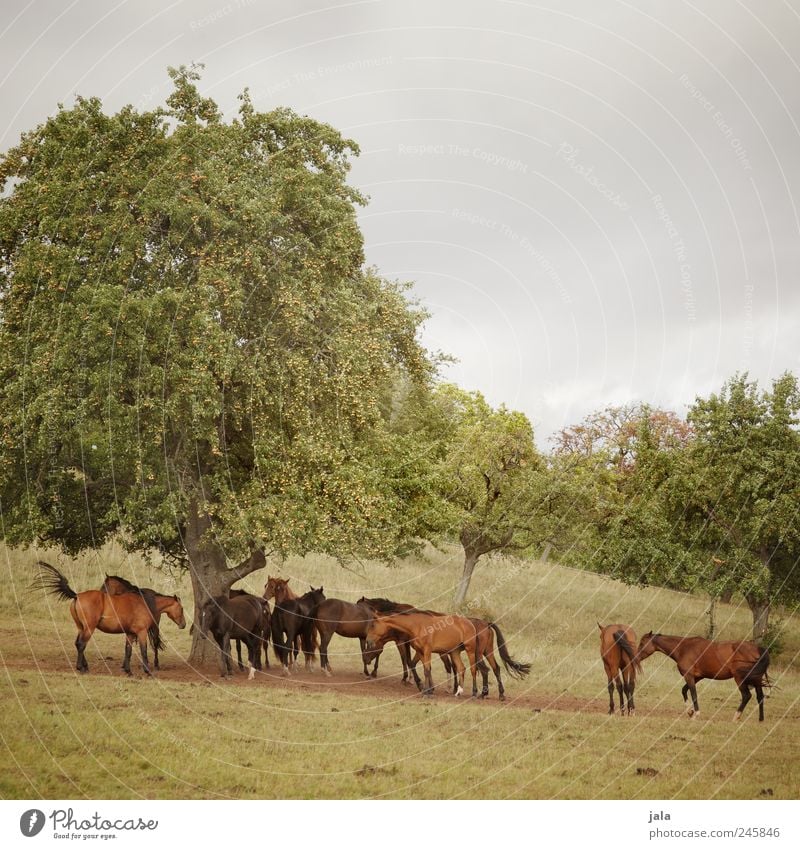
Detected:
left=34, top=561, right=77, bottom=601
left=489, top=623, right=531, bottom=680
left=743, top=647, right=771, bottom=687
left=613, top=630, right=642, bottom=677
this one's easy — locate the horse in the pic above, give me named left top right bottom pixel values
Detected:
left=229, top=588, right=270, bottom=671
left=264, top=576, right=318, bottom=666
left=357, top=596, right=446, bottom=682
left=270, top=586, right=325, bottom=676
left=365, top=610, right=480, bottom=698
left=35, top=561, right=185, bottom=676
left=199, top=593, right=267, bottom=680
left=636, top=632, right=770, bottom=721
left=101, top=575, right=170, bottom=670
left=313, top=597, right=381, bottom=677
left=406, top=617, right=530, bottom=700
left=598, top=622, right=641, bottom=715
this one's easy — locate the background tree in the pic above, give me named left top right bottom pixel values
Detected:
left=429, top=387, right=543, bottom=605
left=671, top=373, right=800, bottom=639
left=0, top=66, right=435, bottom=662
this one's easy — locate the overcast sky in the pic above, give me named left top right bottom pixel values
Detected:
left=2, top=0, right=799, bottom=446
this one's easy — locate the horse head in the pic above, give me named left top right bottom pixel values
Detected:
left=636, top=631, right=658, bottom=661
left=364, top=614, right=393, bottom=653
left=165, top=595, right=186, bottom=629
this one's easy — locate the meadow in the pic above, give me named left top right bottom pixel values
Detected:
left=1, top=542, right=798, bottom=799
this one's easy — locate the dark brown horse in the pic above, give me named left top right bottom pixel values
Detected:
left=365, top=611, right=480, bottom=698
left=264, top=576, right=318, bottom=668
left=636, top=632, right=770, bottom=721
left=270, top=585, right=325, bottom=675
left=229, top=589, right=270, bottom=671
left=313, top=597, right=379, bottom=677
left=35, top=561, right=185, bottom=675
left=199, top=593, right=267, bottom=679
left=598, top=623, right=641, bottom=715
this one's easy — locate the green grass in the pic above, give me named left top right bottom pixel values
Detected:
left=1, top=542, right=798, bottom=799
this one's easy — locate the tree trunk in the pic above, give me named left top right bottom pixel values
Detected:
left=184, top=498, right=267, bottom=666
left=453, top=549, right=480, bottom=606
left=746, top=594, right=770, bottom=642
left=705, top=595, right=718, bottom=639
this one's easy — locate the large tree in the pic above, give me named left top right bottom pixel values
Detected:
left=0, top=66, right=434, bottom=662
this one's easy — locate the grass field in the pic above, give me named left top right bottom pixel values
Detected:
left=1, top=541, right=798, bottom=799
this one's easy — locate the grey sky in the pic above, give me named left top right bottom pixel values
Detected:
left=2, top=0, right=798, bottom=446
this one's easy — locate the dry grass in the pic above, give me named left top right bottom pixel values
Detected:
left=1, top=541, right=798, bottom=799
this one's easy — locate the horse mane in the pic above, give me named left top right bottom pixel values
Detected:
left=358, top=596, right=410, bottom=613
left=102, top=574, right=140, bottom=593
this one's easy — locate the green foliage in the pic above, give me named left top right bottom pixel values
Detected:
left=0, top=66, right=434, bottom=573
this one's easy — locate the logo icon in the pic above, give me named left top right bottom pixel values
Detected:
left=19, top=809, right=46, bottom=837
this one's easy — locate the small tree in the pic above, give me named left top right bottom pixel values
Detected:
left=432, top=387, right=542, bottom=604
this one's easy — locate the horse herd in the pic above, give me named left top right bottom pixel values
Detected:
left=34, top=562, right=771, bottom=720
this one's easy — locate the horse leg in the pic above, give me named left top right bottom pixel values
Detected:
left=370, top=648, right=381, bottom=679
left=477, top=660, right=489, bottom=698
left=422, top=647, right=434, bottom=698
left=122, top=635, right=134, bottom=676
left=138, top=633, right=151, bottom=677
left=615, top=673, right=624, bottom=714
left=246, top=637, right=256, bottom=680
left=466, top=644, right=479, bottom=698
left=319, top=629, right=333, bottom=677
left=755, top=683, right=765, bottom=722
left=397, top=643, right=409, bottom=684
left=216, top=634, right=228, bottom=678
left=683, top=674, right=699, bottom=717
left=75, top=631, right=91, bottom=673
left=484, top=650, right=503, bottom=700
left=734, top=680, right=752, bottom=722
left=624, top=669, right=636, bottom=716
left=451, top=652, right=466, bottom=697
left=408, top=649, right=423, bottom=691
left=236, top=639, right=245, bottom=671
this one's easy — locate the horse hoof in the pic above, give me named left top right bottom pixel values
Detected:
left=324, top=669, right=332, bottom=678
left=686, top=706, right=694, bottom=717
left=248, top=669, right=255, bottom=681
left=733, top=712, right=742, bottom=722
left=499, top=695, right=506, bottom=702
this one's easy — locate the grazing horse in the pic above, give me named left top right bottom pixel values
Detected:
left=200, top=594, right=267, bottom=680
left=365, top=611, right=480, bottom=698
left=101, top=575, right=170, bottom=670
left=598, top=623, right=641, bottom=715
left=35, top=561, right=185, bottom=675
left=270, top=586, right=325, bottom=676
left=636, top=632, right=770, bottom=721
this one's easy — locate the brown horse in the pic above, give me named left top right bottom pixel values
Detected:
left=313, top=597, right=379, bottom=677
left=36, top=562, right=186, bottom=675
left=229, top=589, right=270, bottom=671
left=357, top=596, right=450, bottom=682
left=270, top=583, right=325, bottom=675
left=636, top=632, right=770, bottom=721
left=263, top=577, right=318, bottom=669
left=101, top=575, right=169, bottom=670
left=598, top=623, right=641, bottom=715
left=406, top=617, right=530, bottom=700
left=365, top=611, right=480, bottom=698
